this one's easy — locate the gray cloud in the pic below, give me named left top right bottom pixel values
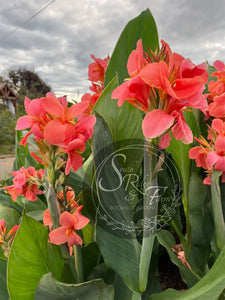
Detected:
left=0, top=0, right=224, bottom=100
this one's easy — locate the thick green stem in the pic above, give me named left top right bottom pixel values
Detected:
left=46, top=183, right=70, bottom=259
left=211, top=170, right=225, bottom=250
left=139, top=139, right=158, bottom=292
left=73, top=244, right=83, bottom=283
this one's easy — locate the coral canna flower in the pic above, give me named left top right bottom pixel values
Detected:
left=112, top=39, right=208, bottom=148
left=4, top=166, right=44, bottom=202
left=49, top=207, right=89, bottom=247
left=16, top=96, right=49, bottom=145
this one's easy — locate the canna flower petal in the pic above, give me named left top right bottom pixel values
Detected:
left=16, top=116, right=32, bottom=130
left=138, top=61, right=168, bottom=90
left=42, top=93, right=64, bottom=118
left=49, top=226, right=68, bottom=245
left=171, top=113, right=193, bottom=144
left=127, top=39, right=148, bottom=77
left=142, top=110, right=175, bottom=139
left=214, top=60, right=225, bottom=72
left=73, top=206, right=90, bottom=230
left=67, top=231, right=82, bottom=247
left=215, top=135, right=225, bottom=152
left=44, top=119, right=75, bottom=147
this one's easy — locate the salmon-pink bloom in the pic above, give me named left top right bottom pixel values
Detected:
left=16, top=96, right=49, bottom=145
left=4, top=166, right=44, bottom=202
left=211, top=118, right=225, bottom=151
left=112, top=39, right=208, bottom=147
left=88, top=55, right=109, bottom=83
left=49, top=207, right=89, bottom=247
left=208, top=60, right=225, bottom=101
left=43, top=209, right=52, bottom=231
left=208, top=94, right=225, bottom=118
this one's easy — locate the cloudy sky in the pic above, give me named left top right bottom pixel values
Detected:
left=0, top=0, right=224, bottom=100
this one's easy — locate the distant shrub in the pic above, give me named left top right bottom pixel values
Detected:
left=0, top=108, right=16, bottom=147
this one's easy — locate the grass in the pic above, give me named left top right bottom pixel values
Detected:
left=0, top=144, right=15, bottom=155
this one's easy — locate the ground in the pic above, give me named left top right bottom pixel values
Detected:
left=0, top=155, right=14, bottom=183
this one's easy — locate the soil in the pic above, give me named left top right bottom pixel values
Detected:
left=158, top=253, right=187, bottom=291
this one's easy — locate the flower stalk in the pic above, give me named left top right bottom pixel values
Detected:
left=73, top=244, right=83, bottom=283
left=139, top=139, right=158, bottom=292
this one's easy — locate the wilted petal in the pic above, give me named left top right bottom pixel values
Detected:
left=142, top=110, right=175, bottom=138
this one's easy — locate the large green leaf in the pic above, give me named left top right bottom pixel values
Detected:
left=94, top=76, right=144, bottom=143
left=105, top=9, right=159, bottom=85
left=150, top=245, right=225, bottom=300
left=96, top=226, right=140, bottom=292
left=188, top=173, right=212, bottom=274
left=0, top=203, right=20, bottom=231
left=92, top=115, right=141, bottom=291
left=7, top=213, right=65, bottom=300
left=35, top=273, right=114, bottom=300
left=0, top=258, right=8, bottom=300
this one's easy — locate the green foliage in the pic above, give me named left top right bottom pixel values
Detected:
left=150, top=245, right=225, bottom=300
left=105, top=9, right=159, bottom=85
left=0, top=108, right=16, bottom=151
left=7, top=213, right=65, bottom=300
left=35, top=273, right=114, bottom=300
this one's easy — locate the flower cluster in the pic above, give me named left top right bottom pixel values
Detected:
left=0, top=219, right=19, bottom=257
left=81, top=54, right=109, bottom=114
left=189, top=61, right=225, bottom=184
left=4, top=166, right=44, bottom=201
left=112, top=39, right=208, bottom=148
left=43, top=187, right=89, bottom=249
left=16, top=93, right=96, bottom=175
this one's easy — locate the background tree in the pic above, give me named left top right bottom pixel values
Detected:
left=6, top=68, right=51, bottom=106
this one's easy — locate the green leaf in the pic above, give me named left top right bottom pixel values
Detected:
left=7, top=213, right=65, bottom=300
left=0, top=259, right=9, bottom=300
left=0, top=191, right=22, bottom=214
left=94, top=76, right=144, bottom=143
left=13, top=130, right=37, bottom=170
left=35, top=273, right=114, bottom=300
left=92, top=114, right=141, bottom=291
left=188, top=173, right=212, bottom=274
left=16, top=195, right=47, bottom=212
left=96, top=226, right=140, bottom=292
left=0, top=203, right=20, bottom=231
left=105, top=9, right=158, bottom=85
left=150, top=245, right=225, bottom=300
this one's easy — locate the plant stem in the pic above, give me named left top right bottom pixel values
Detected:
left=73, top=244, right=83, bottom=283
left=211, top=170, right=225, bottom=250
left=139, top=139, right=157, bottom=292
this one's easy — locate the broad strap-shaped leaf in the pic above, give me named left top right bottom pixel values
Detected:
left=0, top=203, right=20, bottom=230
left=150, top=244, right=225, bottom=300
left=105, top=9, right=159, bottom=86
left=188, top=172, right=212, bottom=275
left=92, top=114, right=141, bottom=291
left=35, top=273, right=114, bottom=300
left=0, top=259, right=8, bottom=300
left=94, top=76, right=144, bottom=143
left=7, top=213, right=65, bottom=300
